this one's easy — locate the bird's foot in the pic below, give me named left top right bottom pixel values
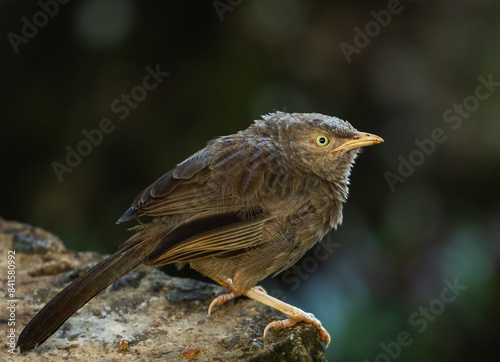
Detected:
left=208, top=284, right=267, bottom=315
left=245, top=286, right=331, bottom=347
left=263, top=312, right=331, bottom=346
left=208, top=289, right=241, bottom=315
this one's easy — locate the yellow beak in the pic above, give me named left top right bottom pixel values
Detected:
left=331, top=132, right=384, bottom=153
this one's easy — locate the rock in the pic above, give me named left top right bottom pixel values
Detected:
left=0, top=217, right=326, bottom=361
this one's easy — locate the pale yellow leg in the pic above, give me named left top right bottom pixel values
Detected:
left=207, top=278, right=266, bottom=316
left=206, top=276, right=330, bottom=346
left=208, top=289, right=241, bottom=315
left=245, top=286, right=331, bottom=347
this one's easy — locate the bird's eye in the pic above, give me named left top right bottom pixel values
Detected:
left=315, top=135, right=330, bottom=147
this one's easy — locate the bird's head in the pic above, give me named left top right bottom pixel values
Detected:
left=258, top=112, right=383, bottom=184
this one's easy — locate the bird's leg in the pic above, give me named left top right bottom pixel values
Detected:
left=208, top=288, right=241, bottom=316
left=208, top=277, right=241, bottom=316
left=207, top=277, right=267, bottom=315
left=244, top=286, right=331, bottom=347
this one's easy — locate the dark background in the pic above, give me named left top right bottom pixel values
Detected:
left=1, top=1, right=499, bottom=361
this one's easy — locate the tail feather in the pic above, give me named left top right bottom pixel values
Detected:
left=17, top=236, right=157, bottom=352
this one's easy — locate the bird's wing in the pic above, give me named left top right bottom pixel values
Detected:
left=144, top=208, right=268, bottom=265
left=117, top=136, right=294, bottom=223
left=117, top=137, right=307, bottom=263
left=116, top=148, right=222, bottom=223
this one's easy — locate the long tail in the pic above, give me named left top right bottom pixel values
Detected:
left=17, top=233, right=159, bottom=352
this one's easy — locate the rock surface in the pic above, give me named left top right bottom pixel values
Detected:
left=0, top=218, right=326, bottom=361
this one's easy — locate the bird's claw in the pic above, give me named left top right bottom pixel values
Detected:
left=208, top=285, right=266, bottom=315
left=262, top=313, right=331, bottom=347
left=208, top=290, right=241, bottom=316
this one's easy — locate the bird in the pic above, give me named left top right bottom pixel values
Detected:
left=17, top=111, right=383, bottom=352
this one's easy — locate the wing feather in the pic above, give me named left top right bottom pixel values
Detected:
left=116, top=150, right=213, bottom=223
left=144, top=209, right=268, bottom=265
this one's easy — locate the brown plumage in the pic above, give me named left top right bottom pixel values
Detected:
left=17, top=111, right=383, bottom=352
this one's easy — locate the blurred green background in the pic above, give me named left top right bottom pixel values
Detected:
left=1, top=1, right=499, bottom=361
